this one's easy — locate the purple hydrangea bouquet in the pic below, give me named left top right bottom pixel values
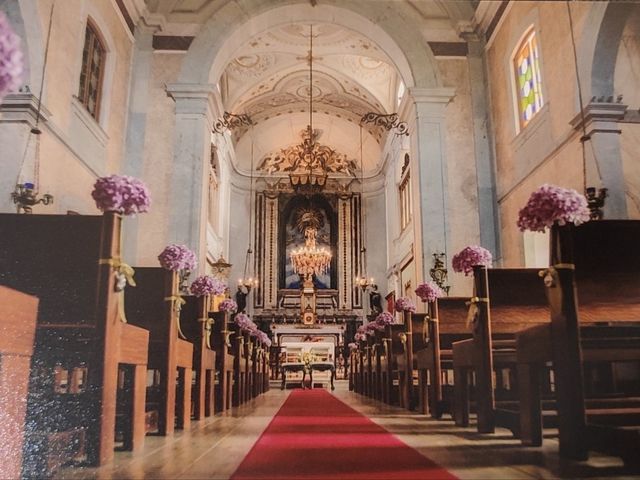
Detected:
left=190, top=275, right=226, bottom=297
left=0, top=12, right=24, bottom=101
left=219, top=298, right=238, bottom=313
left=158, top=244, right=197, bottom=271
left=235, top=313, right=257, bottom=333
left=452, top=246, right=493, bottom=276
left=91, top=175, right=151, bottom=215
left=415, top=281, right=445, bottom=302
left=375, top=311, right=395, bottom=326
left=395, top=297, right=416, bottom=312
left=517, top=184, right=590, bottom=232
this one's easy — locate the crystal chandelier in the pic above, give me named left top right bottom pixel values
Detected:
left=289, top=25, right=329, bottom=193
left=290, top=225, right=332, bottom=289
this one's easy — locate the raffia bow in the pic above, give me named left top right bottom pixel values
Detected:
left=165, top=295, right=187, bottom=339
left=466, top=296, right=488, bottom=327
left=99, top=257, right=136, bottom=323
left=198, top=317, right=214, bottom=349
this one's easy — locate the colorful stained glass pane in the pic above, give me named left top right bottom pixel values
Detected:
left=514, top=29, right=544, bottom=128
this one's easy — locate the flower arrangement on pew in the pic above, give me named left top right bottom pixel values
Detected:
left=0, top=12, right=24, bottom=101
left=219, top=298, right=238, bottom=313
left=415, top=281, right=445, bottom=302
left=235, top=312, right=258, bottom=333
left=517, top=183, right=590, bottom=232
left=190, top=275, right=226, bottom=297
left=252, top=330, right=272, bottom=348
left=158, top=244, right=197, bottom=293
left=354, top=325, right=367, bottom=342
left=395, top=297, right=416, bottom=312
left=348, top=342, right=359, bottom=351
left=452, top=246, right=493, bottom=276
left=375, top=311, right=395, bottom=326
left=92, top=175, right=151, bottom=215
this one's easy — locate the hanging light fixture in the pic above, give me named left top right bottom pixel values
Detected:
left=288, top=25, right=329, bottom=193
left=11, top=1, right=55, bottom=214
left=354, top=125, right=373, bottom=291
left=237, top=127, right=259, bottom=293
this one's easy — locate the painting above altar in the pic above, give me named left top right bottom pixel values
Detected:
left=285, top=204, right=333, bottom=289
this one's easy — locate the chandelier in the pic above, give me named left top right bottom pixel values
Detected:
left=290, top=225, right=332, bottom=289
left=289, top=25, right=328, bottom=193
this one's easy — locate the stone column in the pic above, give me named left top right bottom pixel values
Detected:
left=571, top=102, right=628, bottom=219
left=464, top=35, right=499, bottom=257
left=122, top=24, right=158, bottom=261
left=406, top=88, right=455, bottom=285
left=166, top=83, right=218, bottom=268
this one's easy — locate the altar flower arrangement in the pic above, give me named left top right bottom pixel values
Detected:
left=452, top=245, right=493, bottom=276
left=219, top=298, right=238, bottom=313
left=375, top=311, right=395, bottom=326
left=190, top=275, right=226, bottom=297
left=235, top=313, right=257, bottom=333
left=415, top=281, right=445, bottom=302
left=0, top=12, right=24, bottom=101
left=91, top=175, right=151, bottom=215
left=517, top=184, right=590, bottom=232
left=395, top=297, right=416, bottom=312
left=158, top=244, right=197, bottom=271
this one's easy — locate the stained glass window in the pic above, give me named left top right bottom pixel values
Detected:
left=514, top=29, right=544, bottom=129
left=78, top=21, right=106, bottom=120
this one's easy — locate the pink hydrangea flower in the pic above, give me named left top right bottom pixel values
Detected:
left=395, top=297, right=416, bottom=312
left=190, top=275, right=226, bottom=297
left=375, top=311, right=395, bottom=326
left=91, top=175, right=151, bottom=215
left=415, top=281, right=445, bottom=302
left=219, top=299, right=238, bottom=313
left=517, top=184, right=590, bottom=232
left=158, top=244, right=197, bottom=271
left=452, top=246, right=493, bottom=276
left=354, top=332, right=367, bottom=342
left=0, top=12, right=24, bottom=101
left=348, top=342, right=358, bottom=350
left=235, top=313, right=257, bottom=333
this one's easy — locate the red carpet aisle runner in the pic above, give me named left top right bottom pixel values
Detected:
left=231, top=389, right=457, bottom=480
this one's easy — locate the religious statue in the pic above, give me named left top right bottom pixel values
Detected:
left=235, top=285, right=248, bottom=313
left=369, top=284, right=382, bottom=315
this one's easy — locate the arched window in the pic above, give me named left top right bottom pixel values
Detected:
left=78, top=20, right=106, bottom=120
left=513, top=28, right=544, bottom=129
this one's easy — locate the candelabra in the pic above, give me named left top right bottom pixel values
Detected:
left=11, top=182, right=54, bottom=214
left=429, top=252, right=450, bottom=295
left=585, top=187, right=607, bottom=220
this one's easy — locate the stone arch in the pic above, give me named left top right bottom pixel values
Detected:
left=178, top=1, right=441, bottom=90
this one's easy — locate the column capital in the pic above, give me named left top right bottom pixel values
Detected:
left=166, top=83, right=220, bottom=121
left=570, top=102, right=628, bottom=135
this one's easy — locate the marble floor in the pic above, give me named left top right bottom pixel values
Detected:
left=57, top=381, right=638, bottom=480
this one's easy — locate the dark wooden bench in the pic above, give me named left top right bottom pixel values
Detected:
left=125, top=267, right=194, bottom=435
left=0, top=213, right=149, bottom=475
left=515, top=220, right=640, bottom=467
left=182, top=295, right=216, bottom=420
left=211, top=311, right=234, bottom=413
left=0, top=286, right=38, bottom=479
left=452, top=268, right=549, bottom=433
left=231, top=326, right=252, bottom=405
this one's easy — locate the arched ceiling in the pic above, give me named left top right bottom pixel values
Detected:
left=146, top=1, right=476, bottom=176
left=217, top=21, right=398, bottom=175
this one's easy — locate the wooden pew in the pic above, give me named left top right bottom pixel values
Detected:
left=210, top=311, right=234, bottom=413
left=0, top=287, right=38, bottom=480
left=181, top=295, right=216, bottom=420
left=125, top=267, right=194, bottom=435
left=380, top=324, right=405, bottom=406
left=0, top=213, right=149, bottom=474
left=395, top=312, right=432, bottom=410
left=451, top=268, right=549, bottom=433
left=231, top=327, right=251, bottom=406
left=516, top=220, right=640, bottom=466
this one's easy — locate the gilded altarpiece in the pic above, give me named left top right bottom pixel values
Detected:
left=253, top=190, right=363, bottom=313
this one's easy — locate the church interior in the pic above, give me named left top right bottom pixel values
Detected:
left=1, top=0, right=640, bottom=478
